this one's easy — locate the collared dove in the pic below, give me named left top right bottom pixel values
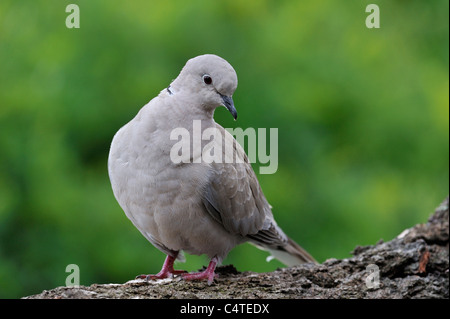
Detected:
left=108, top=54, right=316, bottom=284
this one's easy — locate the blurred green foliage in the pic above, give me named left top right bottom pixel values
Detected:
left=0, top=0, right=448, bottom=298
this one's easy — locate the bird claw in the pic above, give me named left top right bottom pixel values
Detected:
left=181, top=258, right=219, bottom=285
left=182, top=271, right=218, bottom=285
left=136, top=255, right=219, bottom=285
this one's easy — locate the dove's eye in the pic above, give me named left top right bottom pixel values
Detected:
left=202, top=74, right=212, bottom=85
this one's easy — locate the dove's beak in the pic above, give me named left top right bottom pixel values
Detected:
left=220, top=94, right=237, bottom=120
left=221, top=95, right=237, bottom=120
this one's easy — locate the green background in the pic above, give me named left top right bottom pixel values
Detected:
left=0, top=0, right=448, bottom=298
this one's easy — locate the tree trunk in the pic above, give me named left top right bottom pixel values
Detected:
left=24, top=197, right=449, bottom=299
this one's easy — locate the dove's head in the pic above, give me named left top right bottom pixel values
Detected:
left=171, top=54, right=238, bottom=120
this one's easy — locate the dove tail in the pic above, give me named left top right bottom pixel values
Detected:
left=265, top=237, right=317, bottom=266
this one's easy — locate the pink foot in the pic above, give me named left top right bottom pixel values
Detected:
left=182, top=257, right=218, bottom=285
left=136, top=254, right=187, bottom=281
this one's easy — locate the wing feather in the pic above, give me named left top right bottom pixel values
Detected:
left=201, top=125, right=288, bottom=247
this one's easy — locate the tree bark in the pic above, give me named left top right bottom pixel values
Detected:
left=25, top=197, right=449, bottom=299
